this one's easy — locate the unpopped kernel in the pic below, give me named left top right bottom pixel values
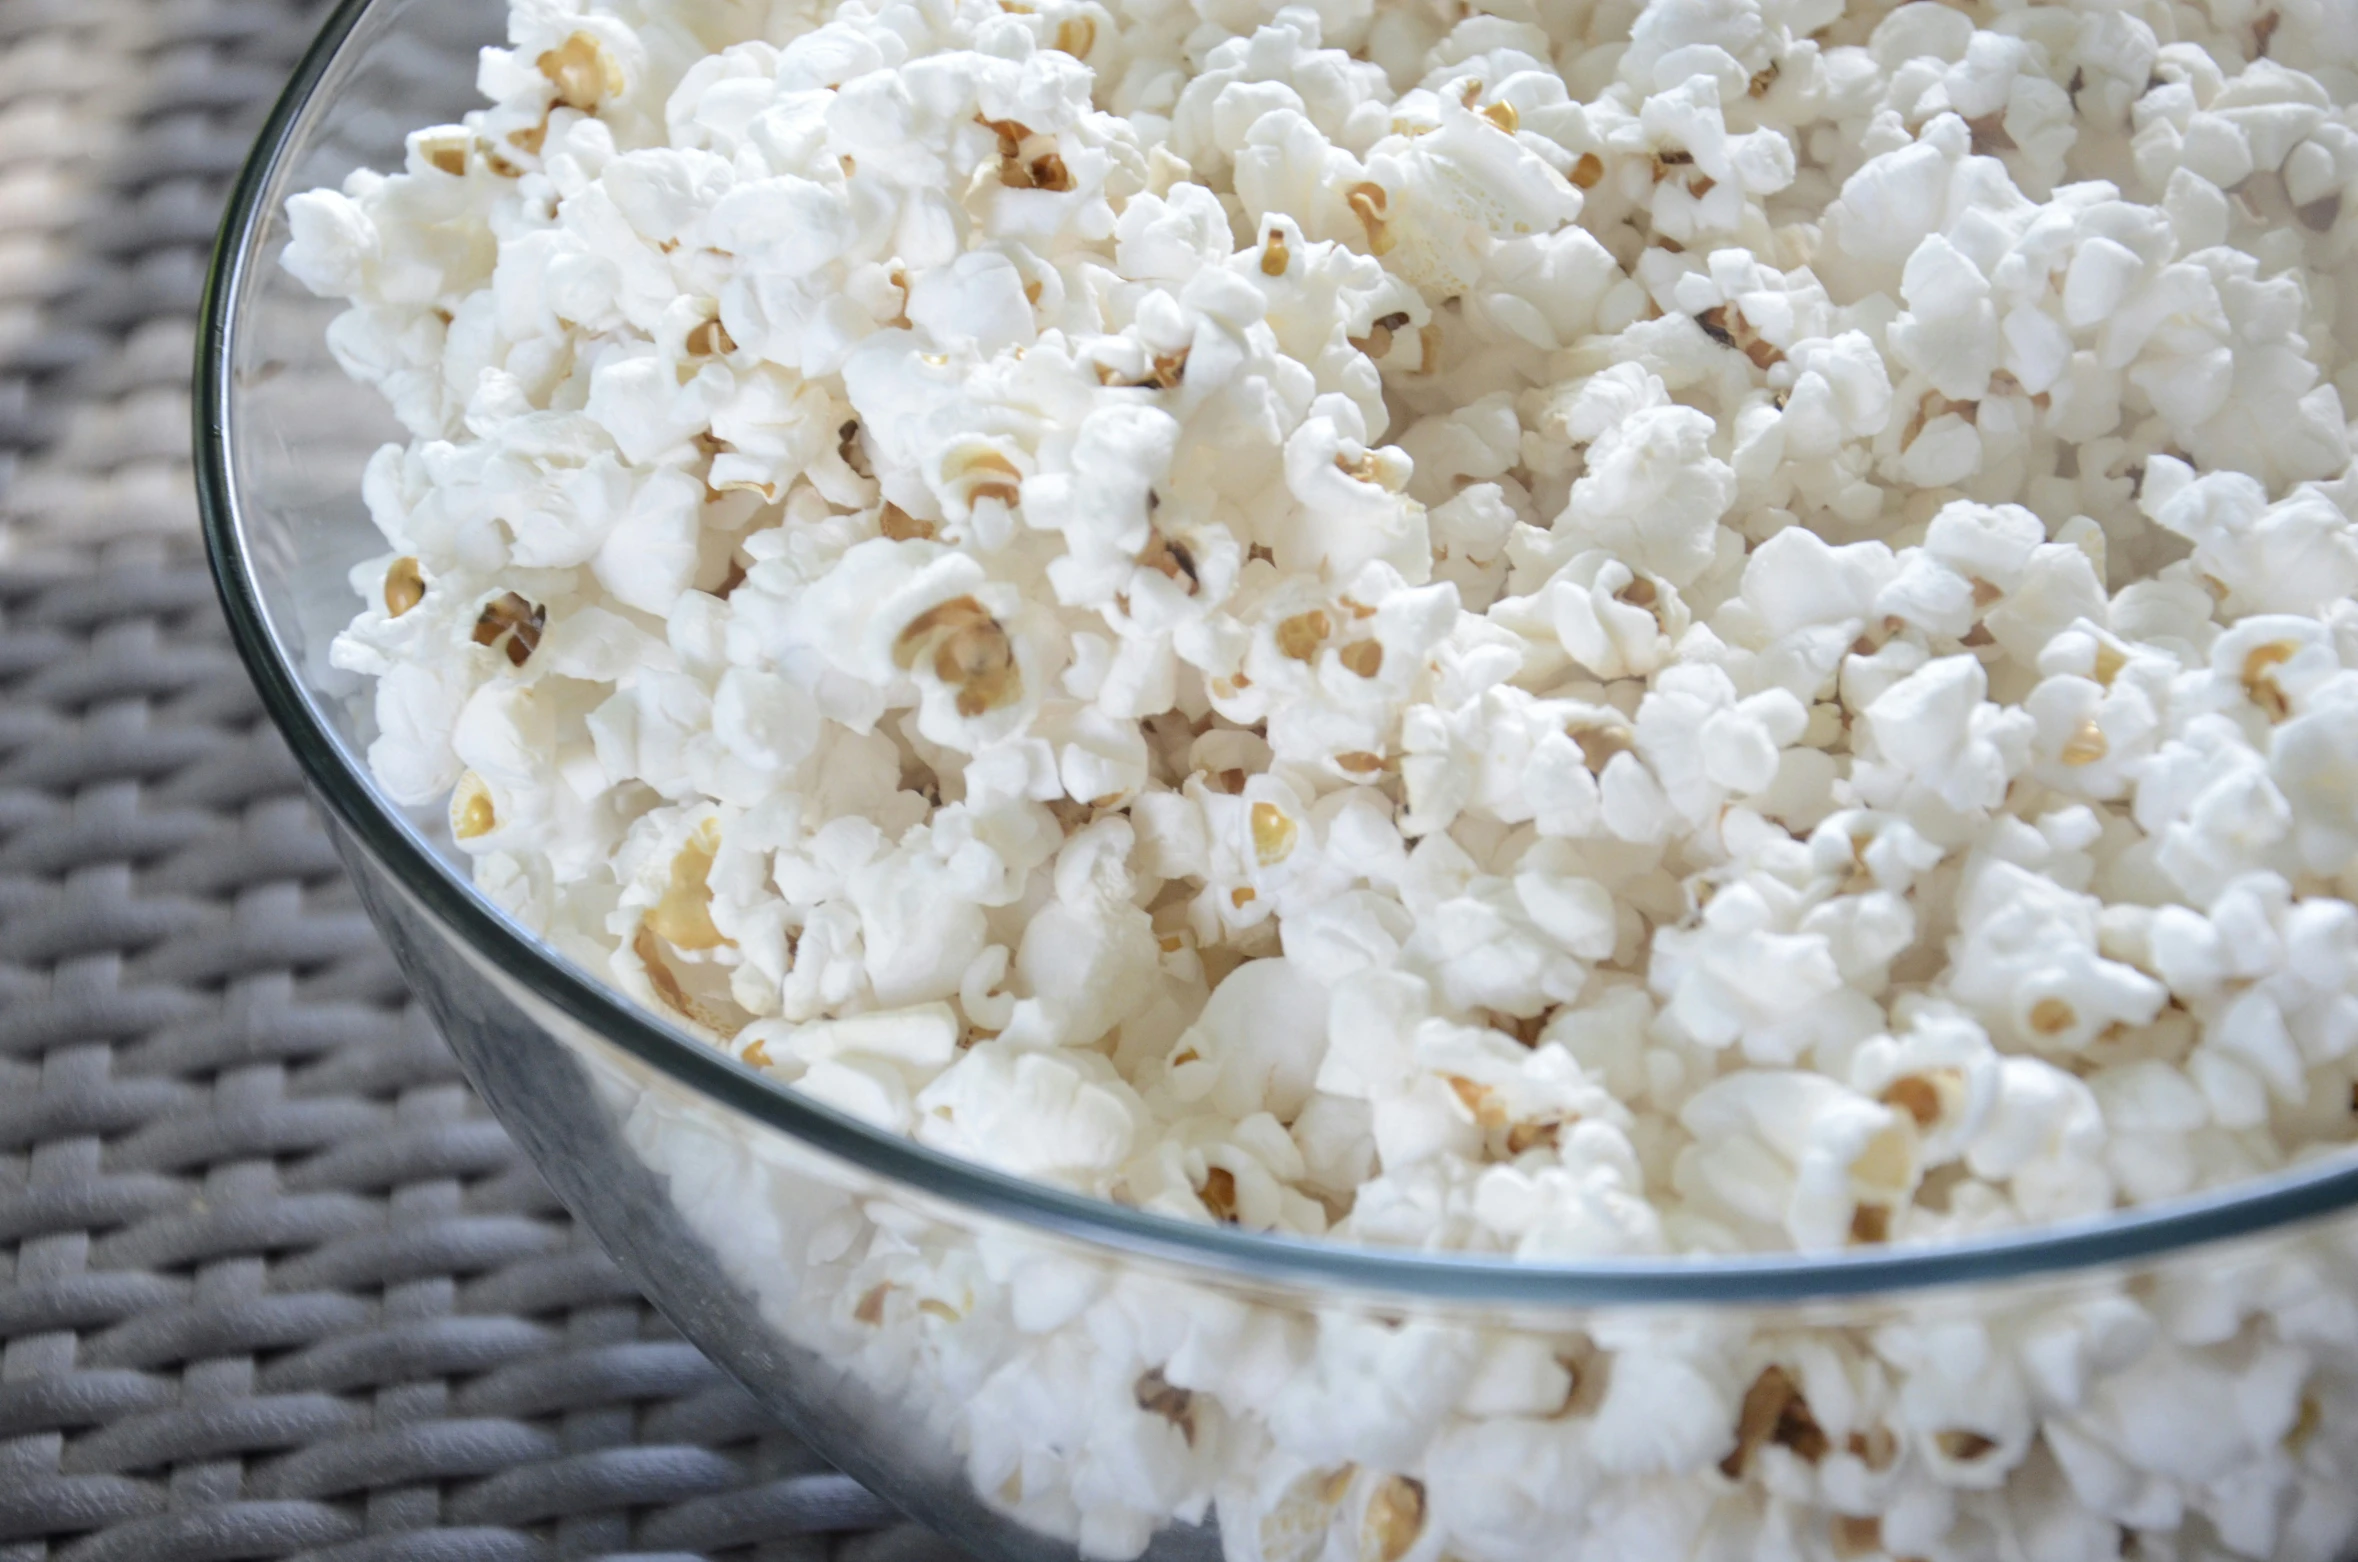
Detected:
left=289, top=0, right=2358, bottom=1553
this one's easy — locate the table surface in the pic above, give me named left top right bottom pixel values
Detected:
left=0, top=2, right=971, bottom=1557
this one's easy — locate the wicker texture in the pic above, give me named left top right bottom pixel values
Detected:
left=0, top=1, right=964, bottom=1556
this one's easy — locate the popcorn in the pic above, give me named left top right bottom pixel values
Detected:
left=295, top=0, right=2358, bottom=1554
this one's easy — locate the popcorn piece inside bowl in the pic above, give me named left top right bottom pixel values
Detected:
left=278, top=0, right=2358, bottom=1552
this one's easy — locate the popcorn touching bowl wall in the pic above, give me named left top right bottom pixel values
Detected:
left=208, top=0, right=2358, bottom=1552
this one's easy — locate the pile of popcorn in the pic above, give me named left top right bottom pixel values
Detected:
left=283, top=0, right=2358, bottom=1552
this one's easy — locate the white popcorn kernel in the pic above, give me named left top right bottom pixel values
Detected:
left=917, top=1046, right=1147, bottom=1189
left=1855, top=654, right=2034, bottom=819
left=1166, top=957, right=1329, bottom=1122
left=1948, top=859, right=2167, bottom=1054
left=1550, top=382, right=1734, bottom=589
left=282, top=189, right=380, bottom=298
left=1682, top=1070, right=1919, bottom=1250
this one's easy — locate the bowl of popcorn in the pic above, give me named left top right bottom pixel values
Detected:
left=198, top=0, right=2358, bottom=1554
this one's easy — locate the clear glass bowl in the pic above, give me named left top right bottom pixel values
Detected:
left=195, top=4, right=2358, bottom=1560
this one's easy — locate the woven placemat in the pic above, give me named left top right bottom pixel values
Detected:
left=0, top=2, right=970, bottom=1557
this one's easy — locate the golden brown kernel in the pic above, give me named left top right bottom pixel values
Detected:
left=1882, top=1074, right=1943, bottom=1128
left=686, top=316, right=735, bottom=356
left=1230, top=886, right=1256, bottom=908
left=2030, top=997, right=2077, bottom=1036
left=837, top=420, right=872, bottom=478
left=631, top=924, right=748, bottom=1037
left=1480, top=99, right=1519, bottom=134
left=2243, top=641, right=2297, bottom=721
left=879, top=503, right=936, bottom=541
left=1055, top=15, right=1096, bottom=55
left=1346, top=181, right=1393, bottom=255
left=1362, top=1477, right=1426, bottom=1562
left=2061, top=718, right=2109, bottom=766
left=508, top=120, right=549, bottom=155
left=2092, top=640, right=2128, bottom=687
left=1200, top=1165, right=1239, bottom=1221
left=981, top=116, right=1029, bottom=159
left=471, top=591, right=546, bottom=667
left=1846, top=1426, right=1899, bottom=1471
left=937, top=622, right=1020, bottom=715
left=1570, top=152, right=1605, bottom=188
left=2287, top=1391, right=2322, bottom=1452
left=383, top=556, right=425, bottom=618
left=1490, top=1008, right=1549, bottom=1047
left=1571, top=724, right=1635, bottom=772
left=1135, top=1368, right=1197, bottom=1444
left=1151, top=348, right=1190, bottom=389
left=1260, top=1468, right=1351, bottom=1562
left=538, top=32, right=623, bottom=111
left=1350, top=310, right=1412, bottom=361
left=1336, top=751, right=1386, bottom=775
left=634, top=923, right=695, bottom=1024
left=1446, top=1075, right=1507, bottom=1128
left=1261, top=228, right=1291, bottom=275
left=646, top=824, right=729, bottom=951
left=1276, top=610, right=1332, bottom=661
left=1936, top=1429, right=1998, bottom=1462
left=894, top=596, right=1023, bottom=717
left=1251, top=801, right=1298, bottom=865
left=1140, top=532, right=1199, bottom=592
left=1849, top=1203, right=1891, bottom=1244
left=425, top=138, right=469, bottom=176
left=1029, top=152, right=1074, bottom=191
left=962, top=450, right=1028, bottom=512
left=1966, top=111, right=2017, bottom=157
left=1505, top=1120, right=1561, bottom=1154
left=1723, top=1366, right=1826, bottom=1479
left=1833, top=1515, right=1882, bottom=1558
left=452, top=773, right=496, bottom=841
left=1339, top=640, right=1385, bottom=678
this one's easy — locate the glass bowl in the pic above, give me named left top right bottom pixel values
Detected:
left=196, top=3, right=2358, bottom=1560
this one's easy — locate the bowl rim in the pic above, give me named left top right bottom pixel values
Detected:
left=195, top=0, right=2358, bottom=1307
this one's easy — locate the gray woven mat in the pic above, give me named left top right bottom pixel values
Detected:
left=0, top=1, right=963, bottom=1557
